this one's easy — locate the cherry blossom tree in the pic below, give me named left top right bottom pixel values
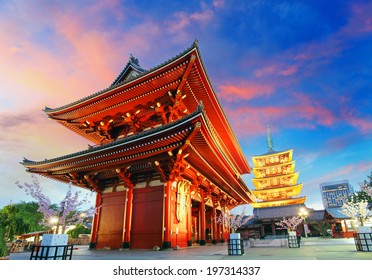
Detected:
left=341, top=173, right=372, bottom=228
left=215, top=208, right=253, bottom=233
left=275, top=216, right=303, bottom=231
left=15, top=175, right=95, bottom=234
left=341, top=191, right=372, bottom=227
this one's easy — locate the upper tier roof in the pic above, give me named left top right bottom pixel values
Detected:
left=43, top=41, right=250, bottom=175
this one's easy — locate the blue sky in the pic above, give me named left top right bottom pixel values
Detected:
left=0, top=0, right=371, bottom=212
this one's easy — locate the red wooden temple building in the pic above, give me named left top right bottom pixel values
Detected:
left=21, top=41, right=255, bottom=249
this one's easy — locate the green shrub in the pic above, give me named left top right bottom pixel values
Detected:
left=0, top=227, right=9, bottom=258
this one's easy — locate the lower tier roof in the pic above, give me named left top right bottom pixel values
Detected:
left=21, top=106, right=254, bottom=204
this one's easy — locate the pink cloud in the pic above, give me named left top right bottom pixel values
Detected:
left=344, top=115, right=372, bottom=134
left=255, top=64, right=298, bottom=78
left=305, top=161, right=372, bottom=190
left=279, top=65, right=298, bottom=76
left=221, top=90, right=338, bottom=138
left=254, top=65, right=277, bottom=78
left=213, top=0, right=225, bottom=8
left=251, top=2, right=372, bottom=82
left=0, top=5, right=127, bottom=112
left=292, top=37, right=344, bottom=62
left=292, top=93, right=336, bottom=126
left=341, top=3, right=372, bottom=36
left=224, top=105, right=289, bottom=137
left=340, top=107, right=372, bottom=134
left=0, top=1, right=171, bottom=114
left=218, top=80, right=275, bottom=102
left=167, top=8, right=214, bottom=34
left=291, top=2, right=372, bottom=64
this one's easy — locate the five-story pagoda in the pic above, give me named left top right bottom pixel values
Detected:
left=251, top=126, right=306, bottom=208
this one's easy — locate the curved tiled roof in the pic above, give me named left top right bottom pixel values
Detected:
left=23, top=104, right=203, bottom=166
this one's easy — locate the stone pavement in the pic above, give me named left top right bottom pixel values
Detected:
left=8, top=237, right=372, bottom=260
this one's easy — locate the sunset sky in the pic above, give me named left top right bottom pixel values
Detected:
left=1, top=0, right=371, bottom=213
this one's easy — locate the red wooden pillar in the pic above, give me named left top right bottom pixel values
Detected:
left=123, top=187, right=133, bottom=248
left=163, top=181, right=172, bottom=249
left=200, top=189, right=206, bottom=245
left=90, top=192, right=101, bottom=248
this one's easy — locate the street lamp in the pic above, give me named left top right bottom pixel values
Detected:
left=299, top=207, right=309, bottom=238
left=50, top=217, right=59, bottom=234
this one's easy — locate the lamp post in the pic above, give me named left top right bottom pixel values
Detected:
left=50, top=217, right=59, bottom=234
left=299, top=207, right=308, bottom=238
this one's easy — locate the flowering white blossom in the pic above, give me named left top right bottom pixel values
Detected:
left=15, top=175, right=95, bottom=233
left=341, top=199, right=371, bottom=226
left=275, top=216, right=303, bottom=231
left=215, top=208, right=253, bottom=233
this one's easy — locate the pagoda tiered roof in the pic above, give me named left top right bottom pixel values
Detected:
left=251, top=172, right=299, bottom=189
left=252, top=149, right=293, bottom=167
left=251, top=183, right=303, bottom=200
left=252, top=161, right=295, bottom=178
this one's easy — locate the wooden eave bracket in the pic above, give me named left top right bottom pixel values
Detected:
left=116, top=167, right=134, bottom=189
left=83, top=174, right=101, bottom=193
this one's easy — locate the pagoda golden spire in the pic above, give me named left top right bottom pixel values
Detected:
left=266, top=124, right=274, bottom=152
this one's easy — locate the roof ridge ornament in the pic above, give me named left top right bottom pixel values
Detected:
left=129, top=54, right=140, bottom=67
left=193, top=38, right=199, bottom=47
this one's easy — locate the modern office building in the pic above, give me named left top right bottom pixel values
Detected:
left=320, top=180, right=354, bottom=238
left=320, top=180, right=353, bottom=208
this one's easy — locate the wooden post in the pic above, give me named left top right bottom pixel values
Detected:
left=163, top=181, right=172, bottom=249
left=123, top=187, right=133, bottom=248
left=90, top=192, right=101, bottom=248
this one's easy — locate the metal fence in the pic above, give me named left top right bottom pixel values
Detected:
left=30, top=245, right=74, bottom=260
left=228, top=239, right=245, bottom=255
left=354, top=233, right=372, bottom=252
left=287, top=236, right=301, bottom=248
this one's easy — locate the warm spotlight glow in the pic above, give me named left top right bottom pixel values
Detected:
left=299, top=207, right=308, bottom=218
left=50, top=217, right=59, bottom=225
